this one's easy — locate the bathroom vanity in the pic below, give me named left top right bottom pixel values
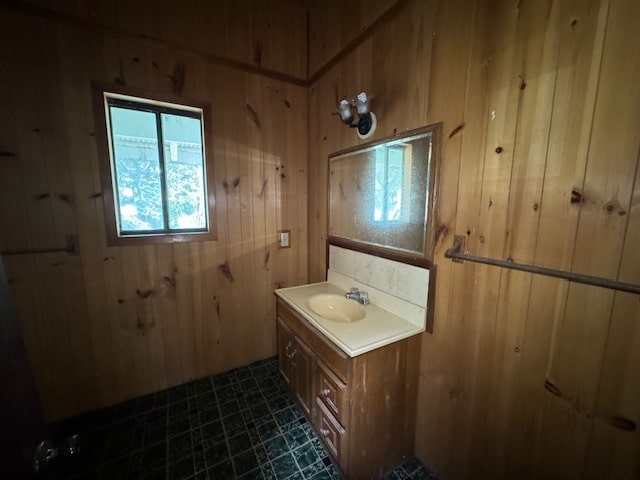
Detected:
left=275, top=125, right=439, bottom=477
left=275, top=272, right=425, bottom=479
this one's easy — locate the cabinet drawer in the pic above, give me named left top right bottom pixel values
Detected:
left=317, top=360, right=348, bottom=426
left=315, top=397, right=347, bottom=463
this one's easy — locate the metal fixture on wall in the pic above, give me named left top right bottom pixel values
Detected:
left=336, top=92, right=377, bottom=140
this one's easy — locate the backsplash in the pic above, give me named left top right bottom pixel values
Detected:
left=328, top=245, right=430, bottom=309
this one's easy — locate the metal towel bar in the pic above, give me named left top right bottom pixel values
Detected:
left=445, top=235, right=640, bottom=295
left=0, top=235, right=77, bottom=256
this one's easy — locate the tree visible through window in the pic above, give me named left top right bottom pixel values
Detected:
left=374, top=145, right=409, bottom=223
left=95, top=87, right=215, bottom=244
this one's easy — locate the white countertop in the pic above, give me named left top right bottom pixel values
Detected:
left=274, top=280, right=424, bottom=357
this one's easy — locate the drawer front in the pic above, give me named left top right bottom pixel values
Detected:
left=317, top=360, right=348, bottom=425
left=315, top=397, right=347, bottom=464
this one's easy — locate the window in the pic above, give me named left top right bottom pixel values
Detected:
left=373, top=144, right=412, bottom=224
left=93, top=84, right=216, bottom=245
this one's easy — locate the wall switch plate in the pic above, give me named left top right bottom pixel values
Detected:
left=278, top=230, right=291, bottom=248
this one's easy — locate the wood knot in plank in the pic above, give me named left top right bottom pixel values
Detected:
left=263, top=249, right=271, bottom=269
left=257, top=178, right=268, bottom=198
left=246, top=104, right=261, bottom=129
left=136, top=288, right=153, bottom=299
left=604, top=416, right=636, bottom=431
left=434, top=224, right=449, bottom=250
left=570, top=188, right=583, bottom=204
left=544, top=379, right=562, bottom=397
left=253, top=40, right=263, bottom=65
left=167, top=63, right=186, bottom=94
left=448, top=123, right=465, bottom=138
left=603, top=199, right=626, bottom=216
left=218, top=261, right=234, bottom=282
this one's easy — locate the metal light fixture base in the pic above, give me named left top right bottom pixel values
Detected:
left=357, top=112, right=377, bottom=140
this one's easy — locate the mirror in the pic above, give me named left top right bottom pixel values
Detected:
left=328, top=124, right=441, bottom=262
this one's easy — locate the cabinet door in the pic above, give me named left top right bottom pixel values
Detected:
left=277, top=317, right=294, bottom=387
left=293, top=336, right=315, bottom=418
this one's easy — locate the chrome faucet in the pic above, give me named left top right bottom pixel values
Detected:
left=345, top=287, right=369, bottom=305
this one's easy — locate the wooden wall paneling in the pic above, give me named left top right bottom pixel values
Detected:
left=4, top=16, right=78, bottom=420
left=584, top=290, right=640, bottom=479
left=172, top=242, right=197, bottom=383
left=306, top=79, right=327, bottom=282
left=567, top=0, right=638, bottom=279
left=29, top=33, right=83, bottom=419
left=259, top=80, right=278, bottom=336
left=507, top=0, right=609, bottom=475
left=59, top=27, right=125, bottom=409
left=584, top=0, right=640, bottom=475
left=414, top=0, right=474, bottom=474
left=154, top=243, right=183, bottom=387
left=199, top=240, right=220, bottom=374
left=432, top=0, right=491, bottom=476
left=190, top=58, right=216, bottom=380
left=4, top=257, right=54, bottom=415
left=308, top=0, right=399, bottom=77
left=240, top=73, right=264, bottom=360
left=42, top=23, right=100, bottom=417
left=1, top=0, right=310, bottom=419
left=446, top=0, right=519, bottom=475
left=280, top=82, right=303, bottom=288
left=273, top=79, right=293, bottom=289
left=195, top=0, right=226, bottom=60
left=118, top=245, right=153, bottom=399
left=538, top=0, right=640, bottom=475
left=495, top=5, right=565, bottom=470
left=187, top=242, right=207, bottom=379
left=0, top=13, right=31, bottom=272
left=533, top=0, right=609, bottom=270
left=289, top=84, right=309, bottom=287
left=307, top=0, right=343, bottom=78
left=373, top=0, right=432, bottom=134
left=219, top=67, right=247, bottom=370
left=241, top=71, right=291, bottom=360
left=205, top=64, right=232, bottom=374
left=479, top=1, right=557, bottom=476
left=224, top=2, right=253, bottom=79
left=205, top=64, right=234, bottom=373
left=113, top=0, right=146, bottom=38
left=235, top=73, right=258, bottom=365
left=141, top=243, right=168, bottom=392
left=4, top=0, right=308, bottom=82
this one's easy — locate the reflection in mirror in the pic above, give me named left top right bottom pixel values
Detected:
left=329, top=124, right=441, bottom=260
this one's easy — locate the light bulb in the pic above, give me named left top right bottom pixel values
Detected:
left=338, top=99, right=353, bottom=124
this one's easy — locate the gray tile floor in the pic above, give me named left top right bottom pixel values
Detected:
left=43, top=357, right=439, bottom=479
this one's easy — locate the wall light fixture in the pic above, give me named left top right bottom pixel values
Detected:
left=336, top=92, right=377, bottom=140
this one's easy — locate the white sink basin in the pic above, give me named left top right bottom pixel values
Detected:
left=307, top=294, right=366, bottom=323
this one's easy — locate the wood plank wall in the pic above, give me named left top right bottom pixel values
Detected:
left=0, top=0, right=308, bottom=421
left=308, top=0, right=640, bottom=478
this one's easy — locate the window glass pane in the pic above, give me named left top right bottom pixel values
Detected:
left=374, top=148, right=385, bottom=222
left=386, top=148, right=404, bottom=221
left=110, top=107, right=164, bottom=232
left=161, top=113, right=207, bottom=230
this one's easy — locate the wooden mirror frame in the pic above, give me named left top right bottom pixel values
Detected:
left=327, top=123, right=443, bottom=268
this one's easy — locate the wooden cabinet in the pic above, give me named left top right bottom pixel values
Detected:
left=276, top=297, right=421, bottom=479
left=277, top=316, right=316, bottom=417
